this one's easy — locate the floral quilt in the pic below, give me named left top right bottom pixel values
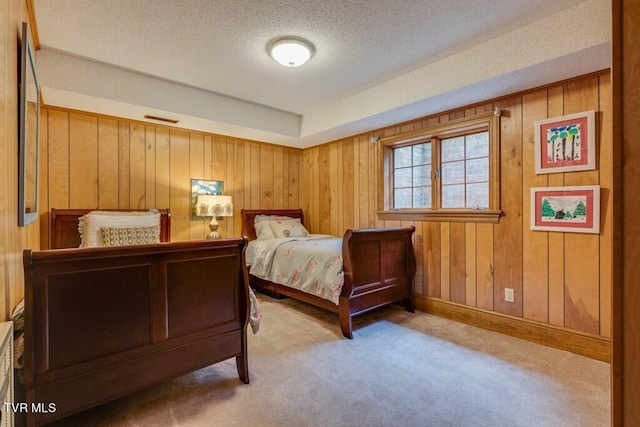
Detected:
left=249, top=235, right=344, bottom=305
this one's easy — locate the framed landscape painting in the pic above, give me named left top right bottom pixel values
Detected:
left=530, top=185, right=600, bottom=234
left=534, top=110, right=595, bottom=174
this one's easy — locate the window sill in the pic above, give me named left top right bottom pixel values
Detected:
left=377, top=209, right=502, bottom=223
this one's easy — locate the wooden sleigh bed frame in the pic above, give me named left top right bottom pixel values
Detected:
left=22, top=209, right=250, bottom=426
left=241, top=209, right=416, bottom=339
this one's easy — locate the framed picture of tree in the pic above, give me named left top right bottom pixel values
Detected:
left=534, top=110, right=596, bottom=174
left=531, top=185, right=600, bottom=233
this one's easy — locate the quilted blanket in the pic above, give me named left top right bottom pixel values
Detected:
left=249, top=235, right=344, bottom=304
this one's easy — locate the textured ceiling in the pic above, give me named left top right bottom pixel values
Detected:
left=33, top=0, right=611, bottom=147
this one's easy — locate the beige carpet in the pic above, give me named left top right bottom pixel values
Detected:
left=50, top=294, right=610, bottom=427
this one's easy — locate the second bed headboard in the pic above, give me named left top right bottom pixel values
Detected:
left=50, top=208, right=171, bottom=249
left=240, top=209, right=304, bottom=240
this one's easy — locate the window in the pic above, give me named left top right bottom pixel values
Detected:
left=378, top=109, right=501, bottom=223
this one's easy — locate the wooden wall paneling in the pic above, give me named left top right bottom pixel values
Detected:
left=492, top=97, right=523, bottom=317
left=38, top=108, right=49, bottom=249
left=260, top=144, right=274, bottom=210
left=241, top=140, right=251, bottom=212
left=144, top=126, right=156, bottom=209
left=69, top=113, right=98, bottom=208
left=312, top=146, right=321, bottom=232
left=440, top=223, right=451, bottom=301
left=169, top=129, right=190, bottom=241
left=336, top=142, right=345, bottom=233
left=329, top=142, right=339, bottom=235
left=155, top=127, right=171, bottom=210
left=413, top=223, right=425, bottom=296
left=368, top=134, right=378, bottom=229
left=424, top=222, right=441, bottom=298
left=342, top=139, right=355, bottom=231
left=522, top=90, right=550, bottom=322
left=449, top=223, right=466, bottom=304
left=465, top=223, right=477, bottom=307
left=128, top=123, right=146, bottom=209
left=222, top=138, right=237, bottom=237
left=354, top=137, right=363, bottom=229
left=318, top=144, right=330, bottom=234
left=203, top=135, right=212, bottom=181
left=48, top=110, right=70, bottom=209
left=288, top=148, right=300, bottom=209
left=273, top=146, right=285, bottom=208
left=562, top=78, right=601, bottom=335
left=546, top=86, right=566, bottom=326
left=211, top=135, right=228, bottom=237
left=118, top=122, right=130, bottom=208
left=476, top=223, right=494, bottom=310
left=97, top=117, right=119, bottom=208
left=234, top=140, right=246, bottom=233
left=250, top=142, right=261, bottom=209
left=189, top=132, right=205, bottom=240
left=598, top=74, right=612, bottom=338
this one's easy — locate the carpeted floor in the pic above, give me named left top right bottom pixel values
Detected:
left=50, top=293, right=610, bottom=427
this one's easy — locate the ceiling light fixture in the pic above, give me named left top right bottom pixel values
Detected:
left=268, top=37, right=314, bottom=68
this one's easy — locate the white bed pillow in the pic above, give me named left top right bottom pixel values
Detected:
left=269, top=219, right=310, bottom=238
left=79, top=210, right=161, bottom=247
left=254, top=221, right=276, bottom=240
left=253, top=215, right=301, bottom=240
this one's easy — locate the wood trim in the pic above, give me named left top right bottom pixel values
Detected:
left=377, top=209, right=502, bottom=223
left=25, top=0, right=40, bottom=50
left=378, top=109, right=500, bottom=146
left=612, top=0, right=640, bottom=425
left=415, top=296, right=610, bottom=362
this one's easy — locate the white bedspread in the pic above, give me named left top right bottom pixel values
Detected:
left=248, top=235, right=344, bottom=305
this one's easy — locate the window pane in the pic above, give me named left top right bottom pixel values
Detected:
left=413, top=186, right=431, bottom=208
left=441, top=160, right=464, bottom=184
left=442, top=184, right=465, bottom=208
left=394, top=167, right=412, bottom=188
left=442, top=136, right=464, bottom=162
left=466, top=132, right=489, bottom=158
left=394, top=146, right=412, bottom=168
left=466, top=157, right=488, bottom=183
left=412, top=165, right=431, bottom=186
left=395, top=188, right=412, bottom=209
left=466, top=182, right=489, bottom=208
left=413, top=143, right=431, bottom=165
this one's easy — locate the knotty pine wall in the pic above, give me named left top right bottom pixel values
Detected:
left=0, top=0, right=40, bottom=321
left=301, top=71, right=612, bottom=341
left=38, top=108, right=301, bottom=247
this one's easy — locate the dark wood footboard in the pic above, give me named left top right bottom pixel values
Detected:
left=340, top=226, right=416, bottom=338
left=22, top=238, right=249, bottom=426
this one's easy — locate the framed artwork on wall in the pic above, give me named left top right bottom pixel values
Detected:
left=530, top=185, right=600, bottom=234
left=534, top=110, right=595, bottom=174
left=18, top=22, right=41, bottom=226
left=190, top=179, right=224, bottom=219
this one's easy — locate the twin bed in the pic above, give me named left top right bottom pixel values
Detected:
left=21, top=208, right=251, bottom=426
left=20, top=207, right=416, bottom=425
left=241, top=209, right=417, bottom=338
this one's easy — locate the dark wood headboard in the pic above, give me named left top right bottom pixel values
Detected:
left=240, top=209, right=304, bottom=240
left=50, top=208, right=171, bottom=249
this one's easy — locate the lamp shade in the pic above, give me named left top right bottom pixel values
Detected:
left=196, top=195, right=233, bottom=217
left=268, top=37, right=314, bottom=67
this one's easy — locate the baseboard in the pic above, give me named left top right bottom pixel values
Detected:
left=414, top=297, right=611, bottom=363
